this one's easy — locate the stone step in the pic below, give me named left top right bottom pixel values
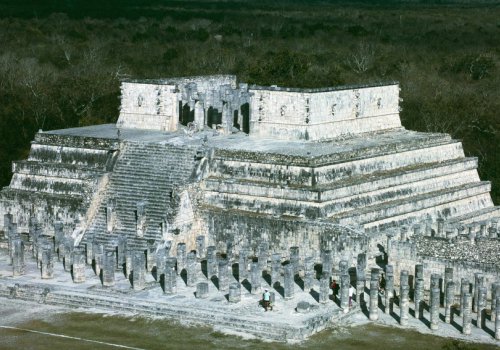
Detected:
left=213, top=130, right=452, bottom=167
left=446, top=206, right=500, bottom=227
left=28, top=144, right=110, bottom=167
left=13, top=161, right=105, bottom=179
left=212, top=141, right=465, bottom=187
left=205, top=158, right=478, bottom=202
left=332, top=181, right=493, bottom=228
left=9, top=173, right=92, bottom=196
left=34, top=131, right=118, bottom=150
left=203, top=168, right=481, bottom=219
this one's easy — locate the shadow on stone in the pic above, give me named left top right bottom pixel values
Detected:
left=152, top=266, right=158, bottom=281
left=159, top=274, right=166, bottom=292
left=450, top=318, right=462, bottom=333
left=180, top=269, right=187, bottom=285
left=263, top=272, right=272, bottom=286
left=211, top=275, right=219, bottom=289
left=295, top=275, right=304, bottom=290
left=275, top=283, right=285, bottom=298
left=241, top=279, right=251, bottom=293
left=231, top=263, right=239, bottom=280
left=309, top=289, right=319, bottom=303
left=201, top=260, right=207, bottom=278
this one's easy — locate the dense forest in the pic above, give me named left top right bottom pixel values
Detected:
left=0, top=1, right=499, bottom=200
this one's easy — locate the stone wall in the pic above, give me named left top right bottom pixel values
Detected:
left=249, top=83, right=401, bottom=140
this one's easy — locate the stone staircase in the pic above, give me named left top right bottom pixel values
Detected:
left=84, top=141, right=200, bottom=250
left=0, top=131, right=118, bottom=233
left=202, top=129, right=497, bottom=231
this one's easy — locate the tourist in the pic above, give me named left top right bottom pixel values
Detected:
left=330, top=279, right=338, bottom=296
left=263, top=289, right=271, bottom=311
left=349, top=285, right=355, bottom=307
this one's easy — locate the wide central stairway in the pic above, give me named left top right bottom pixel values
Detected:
left=202, top=128, right=500, bottom=231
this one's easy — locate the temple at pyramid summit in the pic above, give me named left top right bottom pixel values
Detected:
left=0, top=75, right=499, bottom=342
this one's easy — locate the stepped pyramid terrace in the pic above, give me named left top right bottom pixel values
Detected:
left=0, top=75, right=499, bottom=343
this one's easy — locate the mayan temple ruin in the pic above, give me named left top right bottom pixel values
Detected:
left=0, top=75, right=499, bottom=342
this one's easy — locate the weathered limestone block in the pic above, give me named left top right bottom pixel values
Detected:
left=495, top=296, right=500, bottom=340
left=63, top=237, right=74, bottom=273
left=196, top=282, right=209, bottom=299
left=400, top=226, right=408, bottom=242
left=400, top=270, right=408, bottom=288
left=196, top=235, right=206, bottom=259
left=284, top=264, right=294, bottom=299
left=303, top=256, right=314, bottom=291
left=132, top=251, right=146, bottom=290
left=125, top=249, right=133, bottom=279
left=102, top=250, right=116, bottom=287
left=319, top=272, right=330, bottom=304
left=321, top=249, right=333, bottom=278
left=444, top=267, right=454, bottom=299
left=369, top=280, right=379, bottom=321
left=385, top=266, right=394, bottom=314
left=11, top=237, right=25, bottom=276
left=460, top=278, right=469, bottom=317
left=400, top=285, right=409, bottom=326
left=339, top=259, right=349, bottom=277
left=186, top=251, right=197, bottom=287
left=41, top=248, right=54, bottom=279
left=116, top=236, right=127, bottom=269
left=54, top=221, right=64, bottom=250
left=462, top=292, right=472, bottom=335
left=430, top=287, right=440, bottom=330
left=414, top=264, right=423, bottom=282
left=72, top=250, right=86, bottom=283
left=85, top=240, right=93, bottom=266
left=290, top=246, right=300, bottom=276
left=473, top=272, right=484, bottom=312
left=155, top=248, right=167, bottom=281
left=207, top=246, right=218, bottom=279
left=176, top=243, right=187, bottom=274
left=414, top=278, right=424, bottom=319
left=271, top=253, right=281, bottom=286
left=445, top=281, right=455, bottom=323
left=218, top=258, right=229, bottom=292
left=229, top=283, right=241, bottom=303
left=476, top=286, right=487, bottom=328
left=340, top=273, right=350, bottom=313
left=492, top=283, right=499, bottom=322
left=257, top=241, right=269, bottom=273
left=238, top=249, right=249, bottom=281
left=250, top=261, right=261, bottom=294
left=163, top=265, right=177, bottom=294
left=146, top=245, right=156, bottom=272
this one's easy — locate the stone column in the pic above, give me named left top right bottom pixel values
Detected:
left=400, top=226, right=408, bottom=241
left=102, top=250, right=115, bottom=287
left=257, top=241, right=269, bottom=273
left=369, top=280, right=379, bottom=321
left=290, top=246, right=300, bottom=276
left=163, top=265, right=177, bottom=294
left=284, top=264, right=294, bottom=299
left=250, top=261, right=261, bottom=294
left=430, top=273, right=441, bottom=294
left=218, top=258, right=229, bottom=292
left=413, top=224, right=422, bottom=237
left=116, top=236, right=127, bottom=270
left=146, top=245, right=156, bottom=272
left=414, top=278, right=424, bottom=319
left=462, top=292, right=472, bottom=335
left=400, top=285, right=409, bottom=326
left=226, top=240, right=234, bottom=263
left=319, top=272, right=330, bottom=304
left=303, top=256, right=315, bottom=291
left=479, top=223, right=487, bottom=237
left=94, top=244, right=104, bottom=277
left=430, top=287, right=440, bottom=330
left=386, top=232, right=394, bottom=261
left=63, top=237, right=74, bottom=273
left=473, top=272, right=484, bottom=312
left=271, top=253, right=281, bottom=286
left=468, top=225, right=476, bottom=243
left=176, top=243, right=187, bottom=274
left=460, top=278, right=469, bottom=317
left=476, top=286, right=487, bottom=328
left=321, top=249, right=333, bottom=278
left=414, top=264, right=423, bottom=283
left=41, top=248, right=54, bottom=279
left=155, top=248, right=167, bottom=282
left=85, top=240, right=93, bottom=265
left=400, top=270, right=409, bottom=289
left=444, top=267, right=454, bottom=301
left=437, top=218, right=444, bottom=237
left=186, top=251, right=197, bottom=287
left=445, top=281, right=455, bottom=323
left=72, top=250, right=86, bottom=283
left=238, top=249, right=249, bottom=281
left=195, top=282, right=208, bottom=298
left=356, top=253, right=366, bottom=304
left=11, top=237, right=25, bottom=276
left=495, top=296, right=500, bottom=340
left=340, top=273, right=350, bottom=313
left=339, top=260, right=349, bottom=277
left=132, top=251, right=146, bottom=290
left=54, top=221, right=64, bottom=252
left=206, top=246, right=218, bottom=279
left=125, top=249, right=133, bottom=279
left=196, top=235, right=206, bottom=259
left=492, top=283, right=499, bottom=323
left=385, top=266, right=394, bottom=314
left=229, top=283, right=241, bottom=303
